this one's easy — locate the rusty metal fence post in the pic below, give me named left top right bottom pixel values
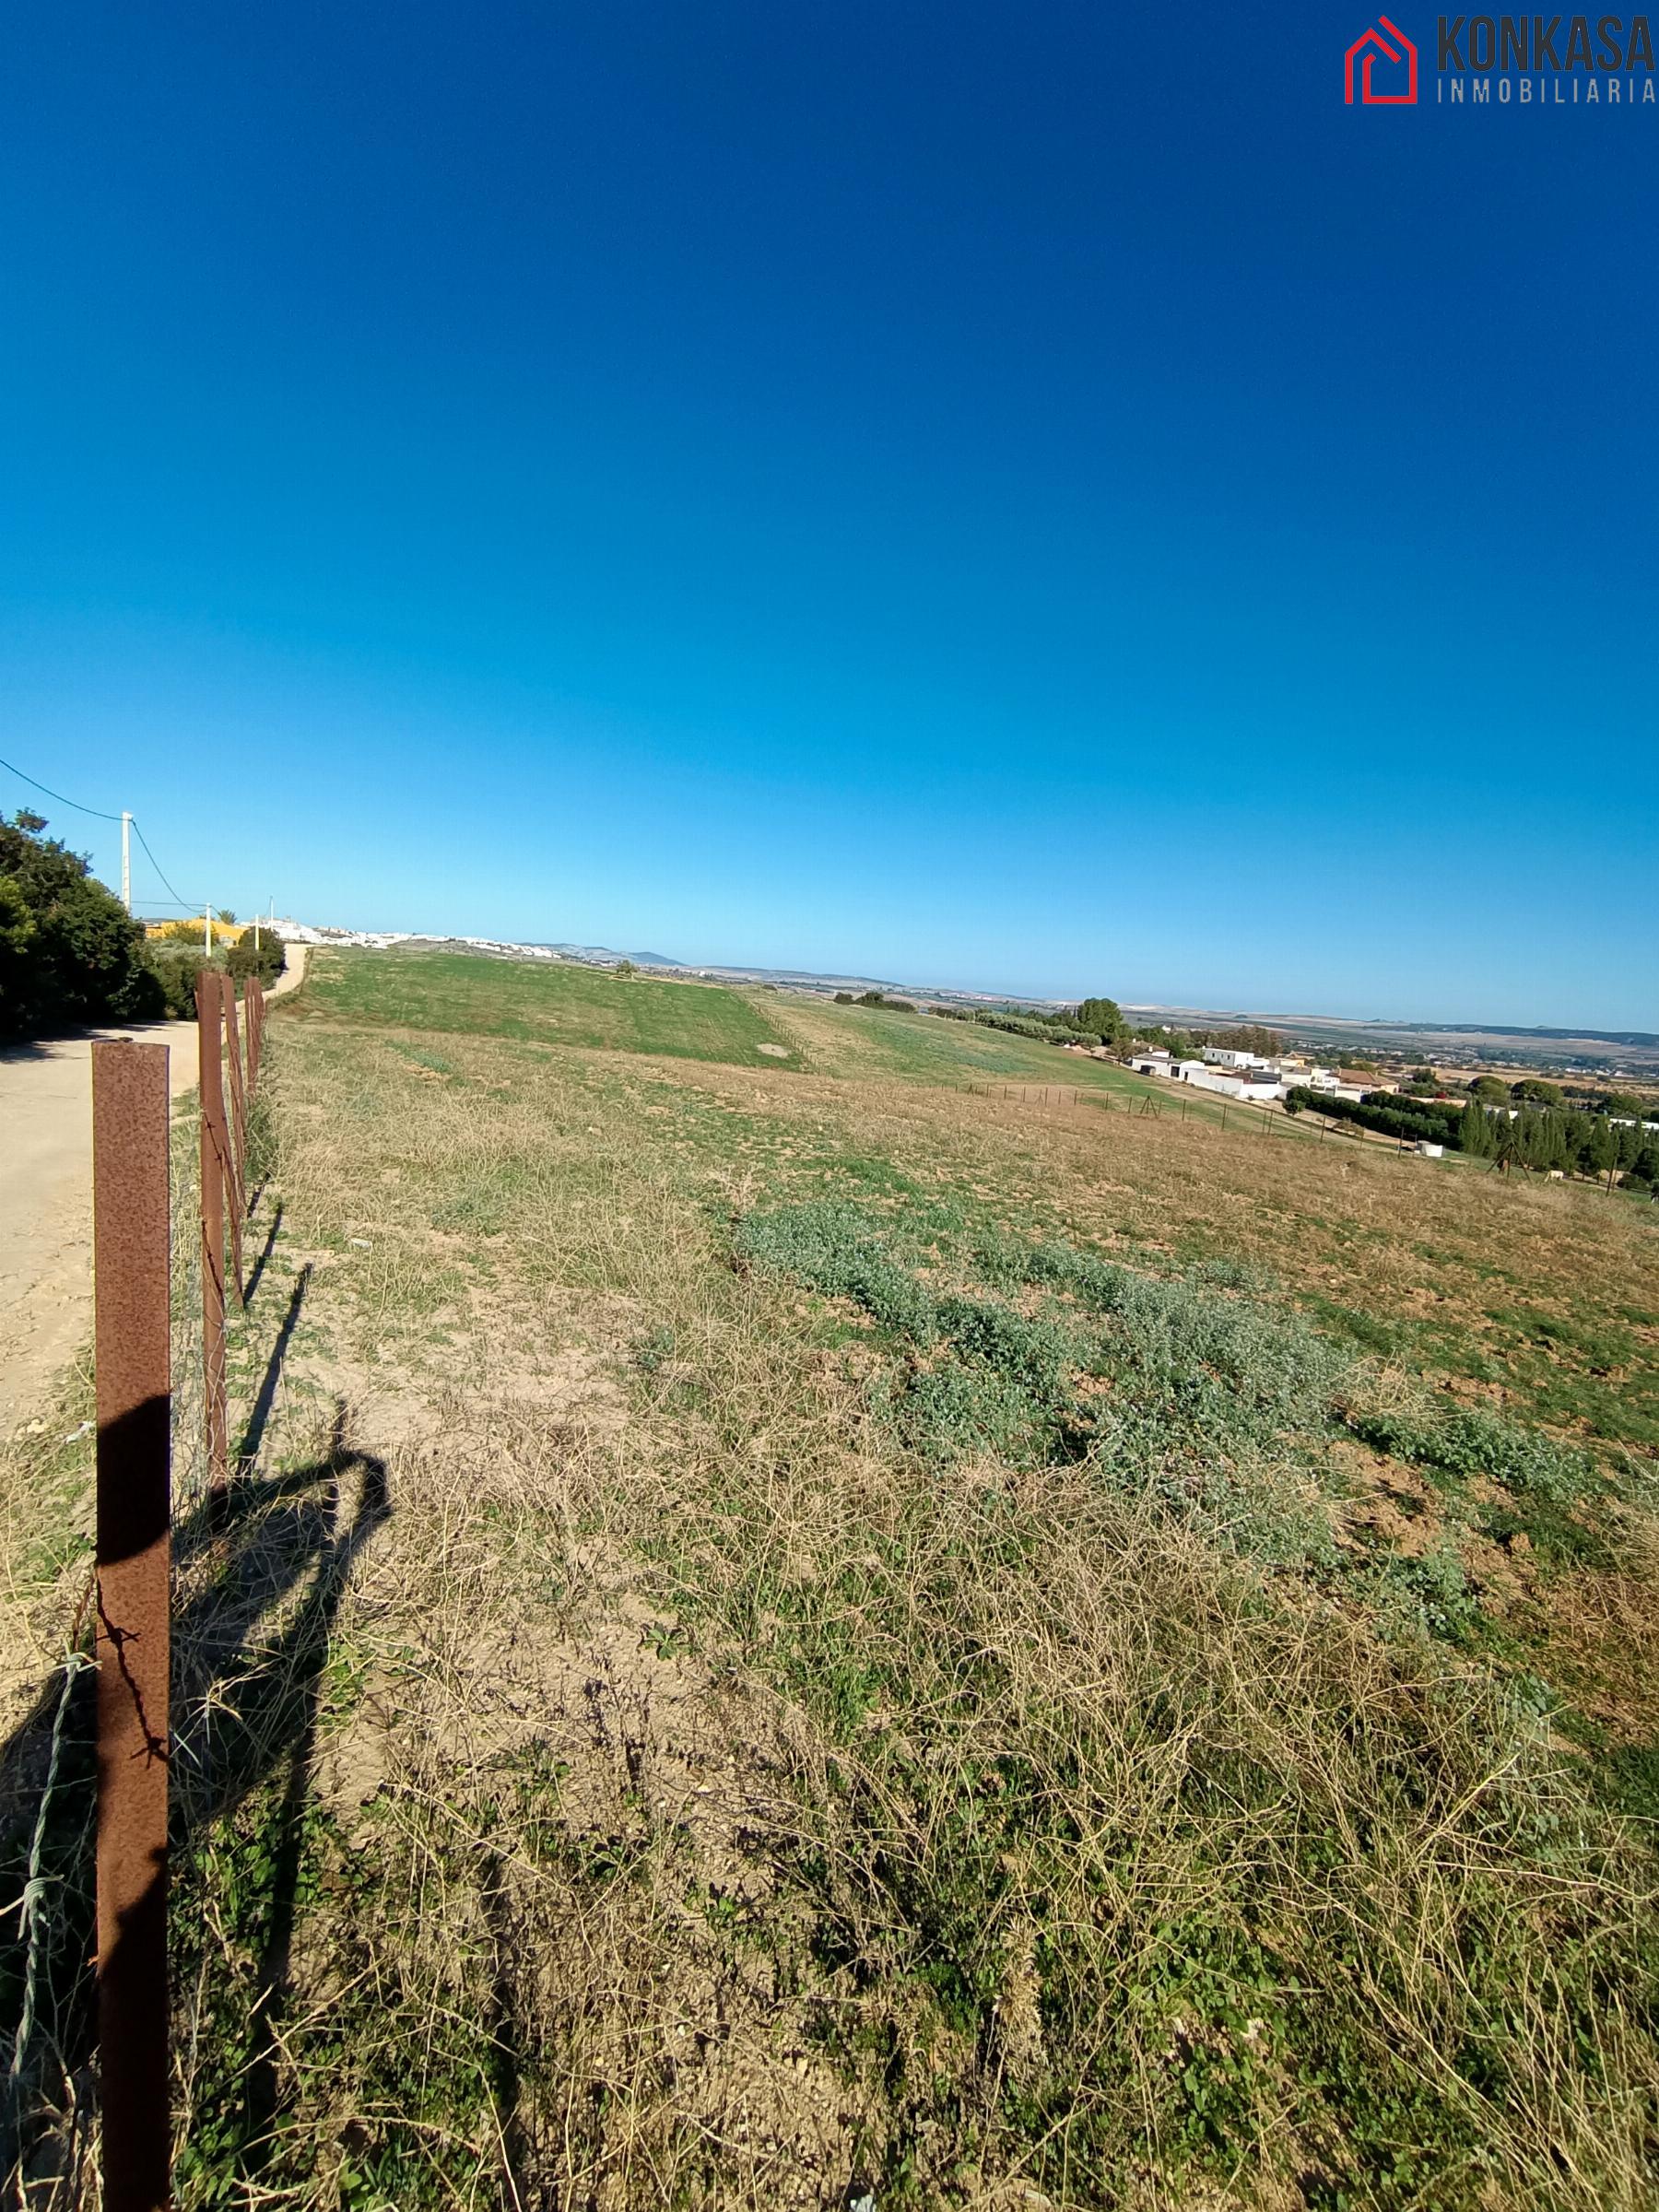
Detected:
left=91, top=1042, right=173, bottom=2212
left=219, top=975, right=248, bottom=1218
left=206, top=976, right=243, bottom=1306
left=245, top=976, right=264, bottom=1093
left=196, top=977, right=231, bottom=1498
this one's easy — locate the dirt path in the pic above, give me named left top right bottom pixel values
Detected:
left=0, top=945, right=308, bottom=1434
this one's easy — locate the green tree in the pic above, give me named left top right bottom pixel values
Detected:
left=0, top=811, right=161, bottom=1039
left=1512, top=1078, right=1564, bottom=1106
left=1469, top=1075, right=1509, bottom=1105
left=1614, top=1119, right=1647, bottom=1171
left=0, top=873, right=36, bottom=981
left=1131, top=1025, right=1198, bottom=1058
left=1579, top=1118, right=1618, bottom=1180
left=1076, top=997, right=1128, bottom=1047
left=1513, top=1110, right=1568, bottom=1172
left=1214, top=1024, right=1284, bottom=1057
left=1458, top=1100, right=1497, bottom=1157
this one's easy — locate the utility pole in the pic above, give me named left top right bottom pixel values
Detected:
left=120, top=812, right=132, bottom=913
left=204, top=904, right=212, bottom=958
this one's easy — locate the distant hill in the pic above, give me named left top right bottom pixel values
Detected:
left=1390, top=1022, right=1659, bottom=1049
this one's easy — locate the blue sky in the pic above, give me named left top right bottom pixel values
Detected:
left=2, top=4, right=1654, bottom=1024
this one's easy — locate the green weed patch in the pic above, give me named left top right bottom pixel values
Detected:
left=1349, top=1402, right=1599, bottom=1505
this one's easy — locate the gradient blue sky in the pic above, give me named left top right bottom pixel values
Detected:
left=3, top=4, right=1655, bottom=1023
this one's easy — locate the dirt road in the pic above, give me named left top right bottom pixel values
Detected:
left=0, top=946, right=307, bottom=1433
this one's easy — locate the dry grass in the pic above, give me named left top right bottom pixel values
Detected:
left=3, top=960, right=1657, bottom=2207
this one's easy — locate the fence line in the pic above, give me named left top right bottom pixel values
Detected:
left=195, top=975, right=230, bottom=1495
left=195, top=970, right=268, bottom=1490
left=219, top=978, right=248, bottom=1218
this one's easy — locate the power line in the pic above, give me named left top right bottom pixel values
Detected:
left=128, top=818, right=202, bottom=912
left=0, top=750, right=124, bottom=822
left=1, top=749, right=205, bottom=908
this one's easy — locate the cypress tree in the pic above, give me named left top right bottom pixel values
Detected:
left=1458, top=1100, right=1495, bottom=1158
left=1581, top=1118, right=1617, bottom=1179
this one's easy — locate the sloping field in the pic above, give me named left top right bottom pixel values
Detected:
left=4, top=947, right=1657, bottom=2208
left=767, top=993, right=1164, bottom=1099
left=291, top=945, right=805, bottom=1068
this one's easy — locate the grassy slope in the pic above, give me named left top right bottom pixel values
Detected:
left=774, top=996, right=1659, bottom=1451
left=291, top=945, right=804, bottom=1068
left=5, top=947, right=1657, bottom=2209
left=770, top=992, right=1240, bottom=1115
left=770, top=994, right=1146, bottom=1088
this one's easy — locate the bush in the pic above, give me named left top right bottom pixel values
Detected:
left=1286, top=1088, right=1465, bottom=1148
left=0, top=812, right=162, bottom=1037
left=128, top=929, right=280, bottom=1030
left=928, top=1003, right=1106, bottom=1049
left=143, top=942, right=216, bottom=1018
left=226, top=930, right=286, bottom=987
left=973, top=1010, right=1100, bottom=1047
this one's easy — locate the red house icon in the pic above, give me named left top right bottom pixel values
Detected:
left=1345, top=17, right=1418, bottom=102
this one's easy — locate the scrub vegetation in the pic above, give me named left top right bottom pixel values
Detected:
left=4, top=946, right=1656, bottom=2208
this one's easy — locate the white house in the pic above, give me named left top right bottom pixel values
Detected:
left=1131, top=1052, right=1175, bottom=1077
left=1177, top=1061, right=1285, bottom=1102
left=1305, top=1067, right=1366, bottom=1102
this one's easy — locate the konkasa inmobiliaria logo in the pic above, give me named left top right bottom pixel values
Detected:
left=1346, top=13, right=1656, bottom=101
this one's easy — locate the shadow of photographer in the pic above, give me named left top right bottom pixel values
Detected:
left=0, top=1258, right=393, bottom=2194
